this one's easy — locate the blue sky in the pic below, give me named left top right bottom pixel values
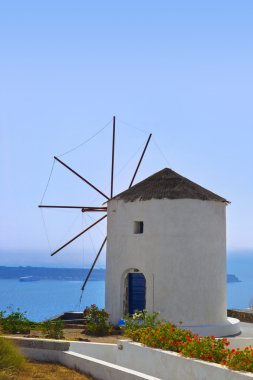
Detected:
left=0, top=1, right=253, bottom=267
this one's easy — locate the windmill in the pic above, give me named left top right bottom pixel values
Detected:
left=39, top=116, right=152, bottom=292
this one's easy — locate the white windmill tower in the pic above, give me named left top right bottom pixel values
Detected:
left=105, top=169, right=240, bottom=337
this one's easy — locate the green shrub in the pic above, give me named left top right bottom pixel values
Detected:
left=127, top=322, right=231, bottom=360
left=225, top=346, right=253, bottom=372
left=42, top=320, right=64, bottom=339
left=134, top=323, right=195, bottom=351
left=138, top=324, right=251, bottom=369
left=0, top=308, right=31, bottom=334
left=0, top=337, right=25, bottom=370
left=83, top=304, right=112, bottom=336
left=123, top=314, right=253, bottom=373
left=123, top=310, right=162, bottom=340
left=181, top=335, right=230, bottom=363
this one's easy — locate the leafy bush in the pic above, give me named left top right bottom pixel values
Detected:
left=0, top=308, right=31, bottom=334
left=83, top=304, right=112, bottom=336
left=125, top=321, right=253, bottom=373
left=123, top=310, right=162, bottom=341
left=127, top=322, right=231, bottom=360
left=0, top=337, right=25, bottom=370
left=225, top=346, right=253, bottom=372
left=132, top=323, right=195, bottom=350
left=42, top=320, right=64, bottom=339
left=181, top=336, right=230, bottom=363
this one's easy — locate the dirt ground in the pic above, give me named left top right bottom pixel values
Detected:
left=0, top=360, right=94, bottom=380
left=6, top=326, right=125, bottom=344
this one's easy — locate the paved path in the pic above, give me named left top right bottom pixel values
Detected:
left=236, top=322, right=253, bottom=338
left=227, top=322, right=253, bottom=349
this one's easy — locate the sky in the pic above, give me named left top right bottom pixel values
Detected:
left=0, top=1, right=253, bottom=268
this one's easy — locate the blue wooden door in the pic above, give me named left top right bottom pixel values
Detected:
left=128, top=273, right=146, bottom=315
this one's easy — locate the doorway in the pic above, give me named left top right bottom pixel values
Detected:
left=127, top=273, right=146, bottom=315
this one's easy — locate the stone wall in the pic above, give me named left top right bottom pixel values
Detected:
left=228, top=309, right=253, bottom=323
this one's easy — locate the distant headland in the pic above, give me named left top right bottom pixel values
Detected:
left=227, top=273, right=241, bottom=283
left=0, top=266, right=240, bottom=283
left=0, top=266, right=105, bottom=281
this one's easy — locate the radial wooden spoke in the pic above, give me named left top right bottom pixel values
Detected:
left=51, top=214, right=107, bottom=256
left=81, top=236, right=107, bottom=291
left=81, top=207, right=107, bottom=213
left=39, top=205, right=107, bottom=212
left=129, top=133, right=152, bottom=188
left=110, top=116, right=116, bottom=198
left=54, top=156, right=110, bottom=200
left=81, top=207, right=107, bottom=212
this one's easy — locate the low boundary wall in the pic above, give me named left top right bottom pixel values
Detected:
left=9, top=337, right=159, bottom=380
left=117, top=341, right=253, bottom=380
left=7, top=337, right=253, bottom=380
left=228, top=310, right=253, bottom=324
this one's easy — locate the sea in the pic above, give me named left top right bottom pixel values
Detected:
left=0, top=252, right=252, bottom=322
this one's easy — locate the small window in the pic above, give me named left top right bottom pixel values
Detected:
left=134, top=221, right=143, bottom=234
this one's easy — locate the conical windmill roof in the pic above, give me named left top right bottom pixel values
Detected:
left=113, top=168, right=229, bottom=203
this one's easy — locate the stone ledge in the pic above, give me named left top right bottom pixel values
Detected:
left=228, top=309, right=253, bottom=323
left=5, top=337, right=70, bottom=351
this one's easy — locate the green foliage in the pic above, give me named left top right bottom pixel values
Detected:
left=0, top=337, right=25, bottom=371
left=83, top=304, right=112, bottom=336
left=42, top=320, right=64, bottom=339
left=225, top=346, right=253, bottom=372
left=125, top=320, right=253, bottom=373
left=127, top=322, right=231, bottom=360
left=0, top=307, right=32, bottom=334
left=132, top=323, right=195, bottom=350
left=123, top=309, right=162, bottom=340
left=180, top=336, right=229, bottom=363
left=124, top=314, right=231, bottom=363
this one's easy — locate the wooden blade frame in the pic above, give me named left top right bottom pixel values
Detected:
left=51, top=214, right=107, bottom=256
left=54, top=156, right=110, bottom=200
left=39, top=205, right=107, bottom=212
left=81, top=236, right=107, bottom=291
left=110, top=116, right=116, bottom=198
left=41, top=117, right=152, bottom=292
left=129, top=133, right=152, bottom=188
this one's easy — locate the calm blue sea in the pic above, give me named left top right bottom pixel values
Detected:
left=0, top=253, right=252, bottom=321
left=0, top=280, right=105, bottom=321
left=227, top=253, right=253, bottom=310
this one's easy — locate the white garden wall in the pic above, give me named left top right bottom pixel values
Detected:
left=117, top=340, right=253, bottom=380
left=9, top=337, right=253, bottom=380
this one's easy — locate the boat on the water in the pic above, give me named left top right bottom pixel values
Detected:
left=19, top=276, right=39, bottom=282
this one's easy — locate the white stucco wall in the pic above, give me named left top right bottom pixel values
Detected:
left=13, top=337, right=253, bottom=380
left=105, top=198, right=228, bottom=329
left=116, top=340, right=253, bottom=380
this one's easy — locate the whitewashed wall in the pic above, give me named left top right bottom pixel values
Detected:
left=12, top=337, right=253, bottom=380
left=116, top=341, right=253, bottom=380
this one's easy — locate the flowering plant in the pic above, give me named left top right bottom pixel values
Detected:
left=135, top=323, right=195, bottom=351
left=180, top=336, right=229, bottom=363
left=83, top=304, right=109, bottom=322
left=124, top=316, right=253, bottom=373
left=225, top=346, right=253, bottom=372
left=123, top=309, right=162, bottom=340
left=83, top=304, right=112, bottom=336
